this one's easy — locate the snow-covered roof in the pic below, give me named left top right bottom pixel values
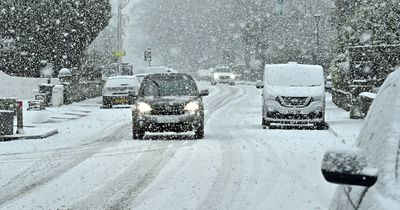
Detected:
left=105, top=75, right=140, bottom=87
left=265, top=63, right=323, bottom=71
left=359, top=92, right=376, bottom=99
left=107, top=75, right=137, bottom=80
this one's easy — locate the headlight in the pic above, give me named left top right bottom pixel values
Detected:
left=213, top=74, right=219, bottom=79
left=311, top=95, right=325, bottom=102
left=184, top=101, right=200, bottom=111
left=137, top=102, right=152, bottom=113
left=265, top=94, right=277, bottom=101
left=230, top=74, right=235, bottom=79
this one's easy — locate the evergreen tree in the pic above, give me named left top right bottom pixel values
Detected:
left=0, top=0, right=111, bottom=77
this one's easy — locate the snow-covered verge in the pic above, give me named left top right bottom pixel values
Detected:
left=0, top=71, right=59, bottom=100
left=325, top=93, right=364, bottom=145
left=0, top=97, right=131, bottom=155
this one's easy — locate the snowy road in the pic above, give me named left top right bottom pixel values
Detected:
left=0, top=85, right=344, bottom=210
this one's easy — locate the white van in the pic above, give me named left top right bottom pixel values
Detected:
left=256, top=63, right=326, bottom=129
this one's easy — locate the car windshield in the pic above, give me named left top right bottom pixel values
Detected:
left=141, top=75, right=198, bottom=96
left=266, top=66, right=324, bottom=87
left=105, top=78, right=140, bottom=88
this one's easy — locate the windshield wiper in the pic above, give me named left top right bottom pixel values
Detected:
left=151, top=80, right=161, bottom=96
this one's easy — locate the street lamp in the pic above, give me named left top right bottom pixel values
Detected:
left=314, top=13, right=322, bottom=64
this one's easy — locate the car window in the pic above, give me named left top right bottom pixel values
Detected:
left=140, top=75, right=198, bottom=96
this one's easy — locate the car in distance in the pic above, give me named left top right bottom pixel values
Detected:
left=131, top=73, right=209, bottom=139
left=321, top=69, right=400, bottom=210
left=256, top=62, right=326, bottom=129
left=211, top=67, right=235, bottom=86
left=102, top=76, right=141, bottom=108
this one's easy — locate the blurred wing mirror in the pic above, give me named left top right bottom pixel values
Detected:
left=256, top=80, right=264, bottom=89
left=200, top=89, right=209, bottom=97
left=321, top=147, right=378, bottom=187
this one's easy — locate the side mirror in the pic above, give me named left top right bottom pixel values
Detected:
left=200, top=89, right=209, bottom=97
left=256, top=80, right=264, bottom=89
left=321, top=147, right=378, bottom=187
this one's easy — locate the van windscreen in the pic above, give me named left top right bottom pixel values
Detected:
left=266, top=67, right=324, bottom=87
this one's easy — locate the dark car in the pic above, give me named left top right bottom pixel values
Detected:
left=131, top=73, right=209, bottom=139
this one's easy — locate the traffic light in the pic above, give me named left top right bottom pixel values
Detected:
left=144, top=49, right=152, bottom=62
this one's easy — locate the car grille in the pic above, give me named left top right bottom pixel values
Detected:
left=278, top=96, right=311, bottom=108
left=151, top=104, right=185, bottom=115
left=267, top=111, right=322, bottom=120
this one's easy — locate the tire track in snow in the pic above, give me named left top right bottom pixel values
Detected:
left=122, top=85, right=245, bottom=209
left=198, top=85, right=337, bottom=209
left=70, top=85, right=244, bottom=209
left=198, top=85, right=251, bottom=210
left=0, top=123, right=132, bottom=207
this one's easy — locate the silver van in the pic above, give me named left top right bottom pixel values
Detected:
left=256, top=63, right=326, bottom=129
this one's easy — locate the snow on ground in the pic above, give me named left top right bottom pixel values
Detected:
left=0, top=83, right=361, bottom=210
left=0, top=71, right=59, bottom=100
left=325, top=93, right=364, bottom=145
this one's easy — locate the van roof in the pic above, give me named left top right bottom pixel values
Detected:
left=265, top=63, right=323, bottom=71
left=264, top=63, right=324, bottom=87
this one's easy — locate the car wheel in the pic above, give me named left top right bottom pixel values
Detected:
left=262, top=118, right=271, bottom=129
left=315, top=122, right=328, bottom=130
left=102, top=98, right=112, bottom=109
left=132, top=127, right=145, bottom=140
left=195, top=124, right=204, bottom=139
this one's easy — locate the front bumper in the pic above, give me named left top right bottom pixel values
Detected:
left=133, top=111, right=204, bottom=132
left=263, top=101, right=325, bottom=124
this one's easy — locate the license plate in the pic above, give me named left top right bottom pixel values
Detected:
left=114, top=98, right=128, bottom=104
left=288, top=109, right=302, bottom=114
left=156, top=116, right=180, bottom=123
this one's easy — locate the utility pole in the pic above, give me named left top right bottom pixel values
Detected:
left=116, top=0, right=130, bottom=74
left=314, top=14, right=322, bottom=65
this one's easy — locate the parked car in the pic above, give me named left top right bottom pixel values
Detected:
left=211, top=67, right=235, bottom=85
left=131, top=73, right=209, bottom=139
left=256, top=62, right=326, bottom=129
left=321, top=69, right=400, bottom=210
left=102, top=76, right=141, bottom=108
